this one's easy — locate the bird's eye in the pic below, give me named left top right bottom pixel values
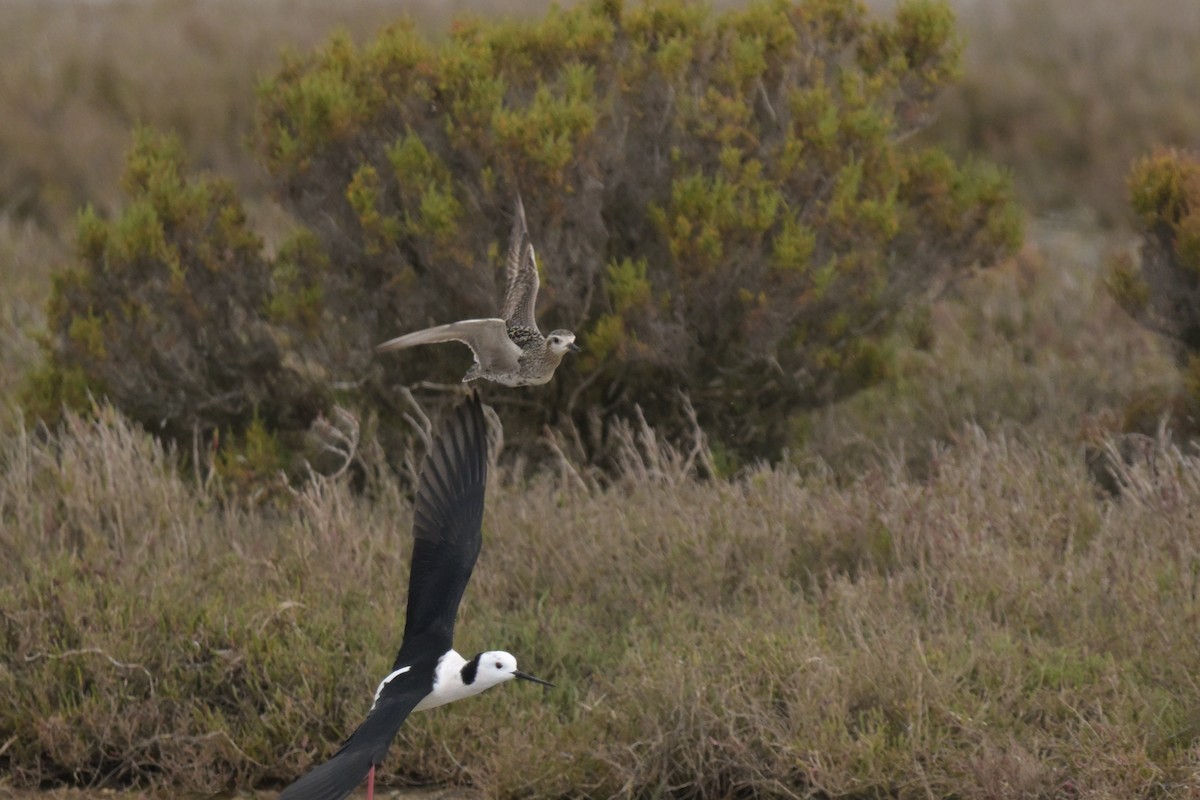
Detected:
left=495, top=661, right=503, bottom=669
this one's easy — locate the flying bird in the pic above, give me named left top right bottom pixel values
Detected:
left=279, top=394, right=553, bottom=800
left=377, top=196, right=580, bottom=386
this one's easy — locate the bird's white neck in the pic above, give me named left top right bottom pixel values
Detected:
left=413, top=650, right=485, bottom=712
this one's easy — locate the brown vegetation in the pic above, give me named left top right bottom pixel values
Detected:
left=804, top=217, right=1178, bottom=475
left=3, top=400, right=1200, bottom=798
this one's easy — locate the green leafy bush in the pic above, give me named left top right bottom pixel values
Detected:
left=255, top=0, right=1020, bottom=462
left=1105, top=147, right=1200, bottom=441
left=1112, top=148, right=1200, bottom=345
left=27, top=128, right=329, bottom=458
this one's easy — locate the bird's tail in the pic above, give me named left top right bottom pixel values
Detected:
left=279, top=744, right=375, bottom=800
left=281, top=700, right=412, bottom=800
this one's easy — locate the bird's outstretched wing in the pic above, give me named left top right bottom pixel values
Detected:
left=279, top=398, right=490, bottom=800
left=501, top=195, right=541, bottom=332
left=394, top=393, right=489, bottom=666
left=279, top=693, right=422, bottom=800
left=376, top=319, right=522, bottom=373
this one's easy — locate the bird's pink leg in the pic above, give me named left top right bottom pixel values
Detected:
left=366, top=764, right=375, bottom=800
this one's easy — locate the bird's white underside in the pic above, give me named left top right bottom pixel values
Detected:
left=370, top=650, right=484, bottom=713
left=413, top=650, right=478, bottom=711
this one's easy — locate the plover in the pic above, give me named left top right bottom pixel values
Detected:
left=279, top=394, right=552, bottom=800
left=377, top=196, right=580, bottom=386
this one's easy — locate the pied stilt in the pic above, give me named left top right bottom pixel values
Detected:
left=280, top=393, right=552, bottom=800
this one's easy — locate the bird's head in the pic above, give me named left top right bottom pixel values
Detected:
left=466, top=651, right=555, bottom=691
left=546, top=330, right=581, bottom=358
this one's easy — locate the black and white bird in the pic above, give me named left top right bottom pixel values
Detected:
left=280, top=394, right=552, bottom=800
left=376, top=196, right=580, bottom=386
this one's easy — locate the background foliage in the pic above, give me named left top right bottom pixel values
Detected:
left=29, top=0, right=1020, bottom=469
left=26, top=130, right=329, bottom=449
left=931, top=0, right=1200, bottom=226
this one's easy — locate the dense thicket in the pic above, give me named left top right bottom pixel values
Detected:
left=32, top=0, right=1020, bottom=466
left=26, top=130, right=329, bottom=454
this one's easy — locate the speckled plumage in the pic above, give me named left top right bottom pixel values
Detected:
left=505, top=324, right=543, bottom=350
left=377, top=196, right=579, bottom=387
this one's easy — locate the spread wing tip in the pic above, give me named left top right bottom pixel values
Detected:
left=513, top=192, right=526, bottom=232
left=503, top=194, right=540, bottom=328
left=375, top=337, right=404, bottom=353
left=415, top=393, right=489, bottom=531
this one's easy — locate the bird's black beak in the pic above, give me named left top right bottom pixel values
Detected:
left=514, top=670, right=555, bottom=688
left=567, top=342, right=581, bottom=353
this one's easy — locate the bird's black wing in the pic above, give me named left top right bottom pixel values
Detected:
left=395, top=393, right=488, bottom=667
left=279, top=692, right=422, bottom=800
left=501, top=195, right=541, bottom=332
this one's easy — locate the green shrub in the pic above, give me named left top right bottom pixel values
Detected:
left=1112, top=149, right=1200, bottom=368
left=1103, top=148, right=1200, bottom=444
left=254, top=0, right=1020, bottom=462
left=27, top=128, right=330, bottom=467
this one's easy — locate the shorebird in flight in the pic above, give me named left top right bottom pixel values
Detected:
left=279, top=394, right=552, bottom=800
left=377, top=196, right=580, bottom=386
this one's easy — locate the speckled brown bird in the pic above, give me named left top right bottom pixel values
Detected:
left=377, top=196, right=579, bottom=386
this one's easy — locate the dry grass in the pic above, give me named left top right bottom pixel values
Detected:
left=3, top=401, right=1200, bottom=798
